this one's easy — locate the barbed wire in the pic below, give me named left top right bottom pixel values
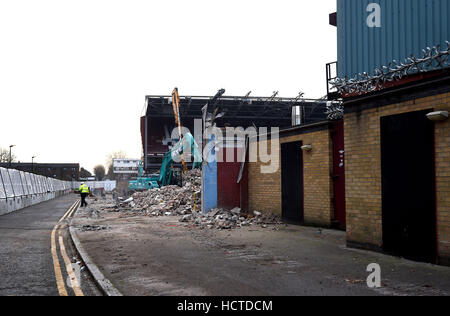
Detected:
left=325, top=101, right=344, bottom=120
left=330, top=41, right=450, bottom=96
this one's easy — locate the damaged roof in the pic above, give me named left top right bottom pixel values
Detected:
left=144, top=95, right=329, bottom=127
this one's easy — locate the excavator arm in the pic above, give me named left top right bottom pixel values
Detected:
left=172, top=87, right=187, bottom=173
left=129, top=88, right=203, bottom=191
left=158, top=132, right=202, bottom=186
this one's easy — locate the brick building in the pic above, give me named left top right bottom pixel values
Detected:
left=0, top=163, right=79, bottom=181
left=247, top=121, right=345, bottom=229
left=327, top=0, right=450, bottom=266
left=343, top=74, right=450, bottom=265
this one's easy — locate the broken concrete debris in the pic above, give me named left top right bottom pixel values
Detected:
left=128, top=169, right=202, bottom=216
left=184, top=208, right=283, bottom=230
left=80, top=225, right=110, bottom=232
left=104, top=169, right=281, bottom=230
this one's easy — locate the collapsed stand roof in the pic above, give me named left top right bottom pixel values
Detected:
left=144, top=95, right=329, bottom=127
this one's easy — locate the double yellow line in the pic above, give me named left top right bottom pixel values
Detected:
left=51, top=200, right=84, bottom=296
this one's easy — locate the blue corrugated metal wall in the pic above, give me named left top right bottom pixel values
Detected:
left=337, top=0, right=450, bottom=78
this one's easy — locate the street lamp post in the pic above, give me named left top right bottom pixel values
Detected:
left=9, top=145, right=15, bottom=167
left=32, top=156, right=36, bottom=173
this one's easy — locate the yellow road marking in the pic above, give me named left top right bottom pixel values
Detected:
left=59, top=232, right=84, bottom=296
left=51, top=200, right=83, bottom=296
left=59, top=200, right=83, bottom=296
left=58, top=201, right=77, bottom=223
left=51, top=224, right=68, bottom=296
left=66, top=201, right=80, bottom=219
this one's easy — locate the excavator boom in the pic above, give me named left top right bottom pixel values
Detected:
left=129, top=88, right=202, bottom=192
left=172, top=88, right=187, bottom=173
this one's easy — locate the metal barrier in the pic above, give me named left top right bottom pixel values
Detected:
left=0, top=167, right=72, bottom=216
left=72, top=181, right=117, bottom=192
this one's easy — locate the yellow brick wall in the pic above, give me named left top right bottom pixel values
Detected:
left=344, top=92, right=450, bottom=262
left=248, top=138, right=281, bottom=214
left=248, top=128, right=334, bottom=227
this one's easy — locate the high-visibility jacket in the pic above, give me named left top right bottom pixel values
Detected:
left=79, top=184, right=89, bottom=194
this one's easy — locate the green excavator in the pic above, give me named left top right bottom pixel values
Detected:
left=129, top=88, right=202, bottom=191
left=128, top=132, right=202, bottom=191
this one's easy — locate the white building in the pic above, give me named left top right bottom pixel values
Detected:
left=113, top=159, right=140, bottom=180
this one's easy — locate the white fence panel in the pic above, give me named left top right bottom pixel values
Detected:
left=72, top=180, right=116, bottom=192
left=19, top=171, right=31, bottom=207
left=104, top=181, right=116, bottom=192
left=43, top=177, right=49, bottom=192
left=0, top=169, right=6, bottom=200
left=0, top=167, right=73, bottom=216
left=30, top=173, right=38, bottom=194
left=1, top=168, right=15, bottom=199
left=20, top=171, right=29, bottom=196
left=10, top=169, right=24, bottom=197
left=25, top=173, right=34, bottom=195
left=0, top=169, right=7, bottom=215
left=37, top=176, right=44, bottom=194
left=48, top=178, right=54, bottom=192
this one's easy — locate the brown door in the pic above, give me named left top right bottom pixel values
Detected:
left=381, top=110, right=436, bottom=264
left=281, top=141, right=304, bottom=223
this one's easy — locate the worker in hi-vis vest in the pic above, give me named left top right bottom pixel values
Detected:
left=78, top=182, right=90, bottom=207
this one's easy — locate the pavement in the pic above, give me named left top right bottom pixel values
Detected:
left=70, top=196, right=450, bottom=296
left=0, top=194, right=101, bottom=296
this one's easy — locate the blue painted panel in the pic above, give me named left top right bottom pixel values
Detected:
left=203, top=140, right=217, bottom=213
left=337, top=0, right=450, bottom=78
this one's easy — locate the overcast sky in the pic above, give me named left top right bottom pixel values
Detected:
left=0, top=0, right=337, bottom=173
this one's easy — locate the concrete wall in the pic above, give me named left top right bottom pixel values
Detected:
left=248, top=124, right=335, bottom=227
left=0, top=167, right=72, bottom=216
left=344, top=89, right=450, bottom=264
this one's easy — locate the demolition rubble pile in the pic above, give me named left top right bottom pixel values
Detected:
left=120, top=169, right=202, bottom=216
left=115, top=168, right=282, bottom=229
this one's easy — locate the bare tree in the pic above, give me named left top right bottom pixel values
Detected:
left=93, top=165, right=106, bottom=181
left=79, top=167, right=92, bottom=179
left=105, top=150, right=127, bottom=168
left=106, top=164, right=115, bottom=180
left=0, top=147, right=17, bottom=163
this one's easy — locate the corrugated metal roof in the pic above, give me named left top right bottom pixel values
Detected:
left=337, top=0, right=450, bottom=78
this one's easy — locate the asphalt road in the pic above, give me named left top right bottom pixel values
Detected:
left=72, top=198, right=450, bottom=296
left=0, top=195, right=100, bottom=296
